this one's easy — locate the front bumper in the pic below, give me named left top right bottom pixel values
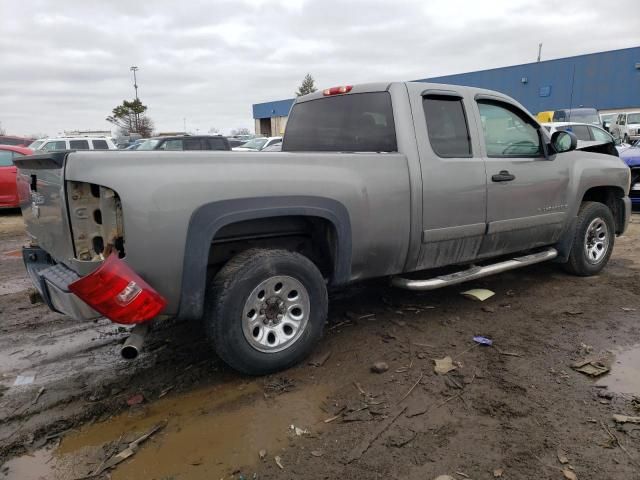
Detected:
left=23, top=246, right=100, bottom=320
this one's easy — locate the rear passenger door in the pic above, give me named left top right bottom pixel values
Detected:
left=412, top=89, right=488, bottom=269
left=473, top=97, right=570, bottom=256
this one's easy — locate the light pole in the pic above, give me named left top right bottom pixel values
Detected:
left=130, top=66, right=139, bottom=100
left=130, top=66, right=140, bottom=133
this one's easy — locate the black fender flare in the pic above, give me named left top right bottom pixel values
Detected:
left=177, top=196, right=352, bottom=321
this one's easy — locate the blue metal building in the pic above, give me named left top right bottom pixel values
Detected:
left=252, top=46, right=640, bottom=135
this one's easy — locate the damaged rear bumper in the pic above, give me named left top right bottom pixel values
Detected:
left=22, top=246, right=100, bottom=320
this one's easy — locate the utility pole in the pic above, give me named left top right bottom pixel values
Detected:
left=130, top=66, right=140, bottom=133
left=130, top=66, right=139, bottom=100
left=537, top=43, right=543, bottom=62
left=183, top=118, right=186, bottom=134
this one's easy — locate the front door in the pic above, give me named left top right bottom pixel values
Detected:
left=408, top=85, right=488, bottom=269
left=472, top=97, right=570, bottom=257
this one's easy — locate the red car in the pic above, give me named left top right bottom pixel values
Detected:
left=0, top=145, right=32, bottom=209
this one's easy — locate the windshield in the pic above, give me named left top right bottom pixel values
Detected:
left=628, top=113, right=640, bottom=124
left=239, top=138, right=267, bottom=150
left=136, top=139, right=161, bottom=150
left=29, top=140, right=44, bottom=150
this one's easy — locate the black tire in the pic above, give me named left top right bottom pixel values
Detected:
left=563, top=201, right=615, bottom=276
left=204, top=249, right=327, bottom=375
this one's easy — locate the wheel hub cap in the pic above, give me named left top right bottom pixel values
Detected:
left=242, top=275, right=310, bottom=353
left=584, top=217, right=609, bottom=264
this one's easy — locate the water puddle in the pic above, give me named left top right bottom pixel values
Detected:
left=2, top=380, right=330, bottom=480
left=597, top=344, right=640, bottom=396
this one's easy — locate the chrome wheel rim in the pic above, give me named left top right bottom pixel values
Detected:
left=584, top=217, right=609, bottom=264
left=242, top=275, right=310, bottom=353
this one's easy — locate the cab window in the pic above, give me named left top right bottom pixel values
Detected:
left=423, top=95, right=472, bottom=158
left=477, top=101, right=541, bottom=157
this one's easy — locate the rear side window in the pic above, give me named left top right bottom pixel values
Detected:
left=42, top=141, right=67, bottom=151
left=162, top=139, right=183, bottom=150
left=283, top=92, right=397, bottom=152
left=92, top=139, right=109, bottom=150
left=423, top=96, right=472, bottom=157
left=206, top=137, right=229, bottom=150
left=69, top=140, right=90, bottom=149
left=0, top=151, right=13, bottom=166
left=183, top=138, right=202, bottom=150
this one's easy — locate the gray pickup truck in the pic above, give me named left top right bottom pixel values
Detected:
left=15, top=82, right=631, bottom=374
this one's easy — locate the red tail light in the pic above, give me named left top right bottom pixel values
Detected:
left=323, top=85, right=353, bottom=96
left=69, top=253, right=166, bottom=324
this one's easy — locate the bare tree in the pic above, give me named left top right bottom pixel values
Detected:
left=0, top=122, right=6, bottom=135
left=208, top=126, right=220, bottom=134
left=231, top=127, right=251, bottom=136
left=106, top=99, right=154, bottom=137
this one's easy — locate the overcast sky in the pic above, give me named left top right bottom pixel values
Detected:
left=1, top=0, right=639, bottom=137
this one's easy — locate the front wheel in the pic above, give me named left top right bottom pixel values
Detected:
left=563, top=201, right=615, bottom=276
left=204, top=249, right=328, bottom=375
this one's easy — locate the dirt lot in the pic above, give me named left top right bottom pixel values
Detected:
left=1, top=209, right=639, bottom=480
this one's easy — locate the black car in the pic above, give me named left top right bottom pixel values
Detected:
left=137, top=135, right=231, bottom=151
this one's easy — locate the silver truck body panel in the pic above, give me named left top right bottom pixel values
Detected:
left=62, top=149, right=412, bottom=315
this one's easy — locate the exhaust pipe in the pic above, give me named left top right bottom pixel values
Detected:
left=121, top=323, right=150, bottom=360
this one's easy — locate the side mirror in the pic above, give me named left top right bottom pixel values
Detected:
left=551, top=130, right=577, bottom=153
left=614, top=137, right=622, bottom=146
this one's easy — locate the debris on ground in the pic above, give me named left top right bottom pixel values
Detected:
left=264, top=377, right=296, bottom=395
left=370, top=361, right=389, bottom=374
left=571, top=359, right=610, bottom=377
left=557, top=449, right=569, bottom=464
left=473, top=335, right=493, bottom=346
left=259, top=449, right=267, bottom=460
left=310, top=450, right=324, bottom=457
left=126, top=393, right=145, bottom=406
left=398, top=372, right=424, bottom=403
left=274, top=456, right=284, bottom=469
left=434, top=356, right=456, bottom=375
left=346, top=406, right=407, bottom=463
left=158, top=386, right=174, bottom=398
left=613, top=414, right=640, bottom=424
left=562, top=468, right=577, bottom=480
left=621, top=307, right=637, bottom=312
left=291, top=425, right=309, bottom=436
left=461, top=289, right=495, bottom=301
left=564, top=309, right=583, bottom=315
left=482, top=306, right=496, bottom=313
left=493, top=468, right=504, bottom=477
left=13, top=375, right=35, bottom=386
left=309, top=351, right=332, bottom=367
left=433, top=476, right=455, bottom=480
left=32, top=387, right=45, bottom=405
left=88, top=422, right=166, bottom=477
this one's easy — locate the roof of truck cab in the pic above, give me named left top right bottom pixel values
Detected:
left=295, top=81, right=524, bottom=104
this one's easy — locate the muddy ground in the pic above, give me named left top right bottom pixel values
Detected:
left=1, top=209, right=639, bottom=480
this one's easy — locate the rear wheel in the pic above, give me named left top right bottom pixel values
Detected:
left=563, top=201, right=615, bottom=276
left=204, top=249, right=327, bottom=375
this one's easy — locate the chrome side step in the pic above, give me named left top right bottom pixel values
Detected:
left=391, top=248, right=558, bottom=291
